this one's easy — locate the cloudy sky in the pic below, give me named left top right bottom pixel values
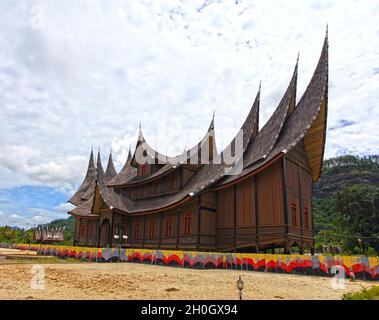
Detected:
left=0, top=0, right=378, bottom=228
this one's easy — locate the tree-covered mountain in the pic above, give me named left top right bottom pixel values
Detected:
left=0, top=216, right=75, bottom=245
left=313, top=155, right=379, bottom=255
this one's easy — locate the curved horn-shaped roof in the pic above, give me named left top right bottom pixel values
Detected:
left=122, top=33, right=328, bottom=212
left=68, top=149, right=96, bottom=206
left=275, top=30, right=328, bottom=181
left=243, top=57, right=298, bottom=168
left=219, top=30, right=328, bottom=187
left=96, top=149, right=105, bottom=180
left=68, top=196, right=98, bottom=218
left=80, top=149, right=106, bottom=201
left=70, top=32, right=328, bottom=214
left=92, top=167, right=132, bottom=213
left=107, top=149, right=137, bottom=186
left=104, top=150, right=117, bottom=183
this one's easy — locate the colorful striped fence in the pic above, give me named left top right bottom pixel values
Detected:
left=10, top=244, right=379, bottom=281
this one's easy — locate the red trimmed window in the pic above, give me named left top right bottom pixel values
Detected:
left=134, top=222, right=140, bottom=239
left=149, top=222, right=156, bottom=239
left=291, top=204, right=297, bottom=227
left=89, top=223, right=95, bottom=238
left=304, top=208, right=309, bottom=229
left=165, top=217, right=175, bottom=238
left=81, top=224, right=86, bottom=237
left=141, top=164, right=147, bottom=176
left=184, top=215, right=192, bottom=236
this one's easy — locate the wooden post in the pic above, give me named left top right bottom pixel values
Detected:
left=297, top=164, right=304, bottom=251
left=110, top=211, right=114, bottom=247
left=128, top=216, right=132, bottom=247
left=196, top=196, right=201, bottom=250
left=85, top=219, right=89, bottom=247
left=176, top=207, right=181, bottom=249
left=97, top=217, right=101, bottom=248
left=142, top=215, right=146, bottom=248
left=281, top=157, right=289, bottom=250
left=254, top=175, right=259, bottom=253
left=233, top=184, right=237, bottom=252
left=159, top=212, right=163, bottom=249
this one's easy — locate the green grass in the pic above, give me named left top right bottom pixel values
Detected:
left=342, top=286, right=379, bottom=300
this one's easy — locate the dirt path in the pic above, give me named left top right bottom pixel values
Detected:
left=0, top=248, right=37, bottom=256
left=0, top=261, right=374, bottom=300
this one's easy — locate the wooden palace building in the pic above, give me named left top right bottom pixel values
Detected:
left=68, top=33, right=329, bottom=254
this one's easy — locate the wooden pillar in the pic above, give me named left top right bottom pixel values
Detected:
left=97, top=217, right=101, bottom=248
left=297, top=164, right=304, bottom=252
left=196, top=196, right=201, bottom=250
left=85, top=219, right=89, bottom=246
left=120, top=215, right=124, bottom=247
left=233, top=185, right=237, bottom=252
left=73, top=217, right=77, bottom=246
left=110, top=211, right=115, bottom=247
left=281, top=157, right=289, bottom=249
left=310, top=178, right=315, bottom=253
left=159, top=212, right=163, bottom=249
left=254, top=175, right=259, bottom=253
left=142, top=215, right=146, bottom=248
left=176, top=207, right=181, bottom=249
left=128, top=216, right=132, bottom=247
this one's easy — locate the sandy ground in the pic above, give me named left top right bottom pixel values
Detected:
left=0, top=248, right=37, bottom=256
left=0, top=249, right=375, bottom=300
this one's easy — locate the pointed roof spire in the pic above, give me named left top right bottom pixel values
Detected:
left=244, top=58, right=298, bottom=167
left=138, top=122, right=144, bottom=142
left=68, top=149, right=96, bottom=206
left=96, top=148, right=105, bottom=180
left=127, top=146, right=132, bottom=162
left=208, top=109, right=215, bottom=131
left=107, top=146, right=137, bottom=186
left=239, top=84, right=260, bottom=151
left=104, top=148, right=117, bottom=183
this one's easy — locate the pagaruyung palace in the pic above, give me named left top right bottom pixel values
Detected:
left=68, top=32, right=329, bottom=255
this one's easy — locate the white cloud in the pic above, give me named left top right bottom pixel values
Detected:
left=54, top=202, right=75, bottom=213
left=0, top=0, right=377, bottom=194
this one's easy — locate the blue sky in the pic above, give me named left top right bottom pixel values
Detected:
left=0, top=0, right=378, bottom=227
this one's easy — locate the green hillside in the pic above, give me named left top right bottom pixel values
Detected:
left=313, top=155, right=379, bottom=255
left=0, top=216, right=75, bottom=246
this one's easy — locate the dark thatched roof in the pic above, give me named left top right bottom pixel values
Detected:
left=68, top=31, right=329, bottom=215
left=104, top=151, right=117, bottom=183
left=68, top=150, right=96, bottom=206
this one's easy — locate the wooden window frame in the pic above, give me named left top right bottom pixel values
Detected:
left=291, top=203, right=297, bottom=227
left=89, top=223, right=95, bottom=238
left=81, top=224, right=86, bottom=237
left=134, top=222, right=140, bottom=239
left=184, top=214, right=192, bottom=236
left=149, top=221, right=156, bottom=239
left=304, top=208, right=309, bottom=229
left=165, top=217, right=175, bottom=238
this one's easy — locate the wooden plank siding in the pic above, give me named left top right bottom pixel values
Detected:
left=257, top=160, right=285, bottom=226
left=284, top=139, right=315, bottom=247
left=216, top=186, right=235, bottom=250
left=75, top=148, right=314, bottom=252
